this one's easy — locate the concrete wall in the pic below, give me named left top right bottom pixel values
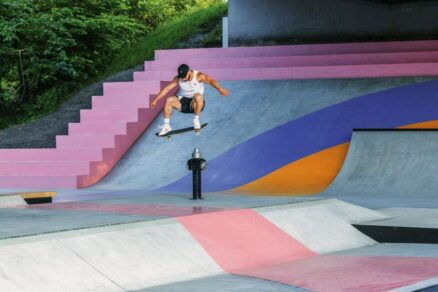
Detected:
left=228, top=0, right=438, bottom=45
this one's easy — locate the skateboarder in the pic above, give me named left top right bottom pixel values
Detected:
left=151, top=64, right=230, bottom=136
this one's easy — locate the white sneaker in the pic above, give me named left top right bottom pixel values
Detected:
left=193, top=119, right=201, bottom=130
left=158, top=124, right=172, bottom=136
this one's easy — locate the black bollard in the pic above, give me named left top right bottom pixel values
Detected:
left=187, top=148, right=207, bottom=200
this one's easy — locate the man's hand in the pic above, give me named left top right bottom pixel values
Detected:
left=219, top=87, right=230, bottom=96
left=151, top=99, right=158, bottom=108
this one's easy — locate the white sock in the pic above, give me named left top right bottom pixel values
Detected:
left=164, top=118, right=170, bottom=124
left=194, top=116, right=200, bottom=120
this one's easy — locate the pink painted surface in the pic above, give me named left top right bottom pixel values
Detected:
left=80, top=108, right=140, bottom=123
left=155, top=40, right=438, bottom=60
left=0, top=161, right=90, bottom=175
left=178, top=209, right=316, bottom=272
left=146, top=51, right=438, bottom=71
left=30, top=202, right=223, bottom=217
left=56, top=135, right=116, bottom=148
left=77, top=102, right=165, bottom=187
left=238, top=255, right=438, bottom=292
left=92, top=95, right=150, bottom=109
left=0, top=149, right=102, bottom=162
left=103, top=80, right=160, bottom=97
left=0, top=176, right=78, bottom=188
left=134, top=63, right=438, bottom=81
left=68, top=122, right=128, bottom=136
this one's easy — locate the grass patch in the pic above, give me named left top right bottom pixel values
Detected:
left=101, top=3, right=227, bottom=78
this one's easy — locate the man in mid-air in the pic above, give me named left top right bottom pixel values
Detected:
left=151, top=64, right=230, bottom=136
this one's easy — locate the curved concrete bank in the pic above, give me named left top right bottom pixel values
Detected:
left=161, top=79, right=438, bottom=194
left=88, top=77, right=435, bottom=193
left=322, top=130, right=438, bottom=205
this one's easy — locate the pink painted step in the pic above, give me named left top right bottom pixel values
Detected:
left=145, top=51, right=438, bottom=71
left=155, top=40, right=438, bottom=60
left=0, top=175, right=78, bottom=189
left=68, top=122, right=128, bottom=135
left=0, top=161, right=90, bottom=176
left=92, top=95, right=150, bottom=109
left=56, top=135, right=117, bottom=148
left=80, top=108, right=140, bottom=123
left=93, top=81, right=168, bottom=109
left=103, top=81, right=161, bottom=97
left=134, top=62, right=438, bottom=81
left=0, top=149, right=103, bottom=162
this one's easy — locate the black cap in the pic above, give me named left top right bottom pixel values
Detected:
left=178, top=64, right=189, bottom=78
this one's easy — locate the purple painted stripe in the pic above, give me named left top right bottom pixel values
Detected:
left=161, top=80, right=438, bottom=193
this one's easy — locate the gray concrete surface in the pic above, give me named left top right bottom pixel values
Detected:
left=85, top=78, right=432, bottom=193
left=228, top=0, right=438, bottom=45
left=333, top=243, right=438, bottom=257
left=0, top=194, right=26, bottom=208
left=257, top=199, right=386, bottom=254
left=0, top=218, right=223, bottom=291
left=1, top=191, right=317, bottom=239
left=363, top=208, right=438, bottom=228
left=322, top=131, right=438, bottom=208
left=139, top=274, right=307, bottom=291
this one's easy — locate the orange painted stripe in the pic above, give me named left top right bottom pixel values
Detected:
left=235, top=143, right=349, bottom=196
left=399, top=120, right=438, bottom=129
left=235, top=120, right=438, bottom=196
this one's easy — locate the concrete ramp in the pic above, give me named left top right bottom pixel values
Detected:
left=89, top=78, right=436, bottom=194
left=3, top=199, right=438, bottom=291
left=322, top=130, right=438, bottom=206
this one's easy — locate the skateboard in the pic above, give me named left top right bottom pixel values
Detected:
left=156, top=123, right=208, bottom=141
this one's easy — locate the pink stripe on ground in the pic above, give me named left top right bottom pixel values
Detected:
left=29, top=202, right=222, bottom=217
left=178, top=209, right=316, bottom=271
left=238, top=255, right=438, bottom=292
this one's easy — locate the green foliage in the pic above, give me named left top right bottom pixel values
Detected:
left=1, top=0, right=217, bottom=122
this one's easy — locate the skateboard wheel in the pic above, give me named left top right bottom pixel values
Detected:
left=195, top=131, right=200, bottom=136
left=167, top=136, right=172, bottom=141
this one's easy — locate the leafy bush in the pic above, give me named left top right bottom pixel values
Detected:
left=0, top=0, right=216, bottom=118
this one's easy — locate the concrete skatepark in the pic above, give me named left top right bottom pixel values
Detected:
left=2, top=38, right=438, bottom=291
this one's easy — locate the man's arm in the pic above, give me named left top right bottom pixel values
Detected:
left=199, top=73, right=230, bottom=96
left=151, top=76, right=179, bottom=108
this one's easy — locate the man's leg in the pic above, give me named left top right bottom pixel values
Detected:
left=192, top=93, right=204, bottom=130
left=159, top=96, right=181, bottom=135
left=163, top=96, right=182, bottom=119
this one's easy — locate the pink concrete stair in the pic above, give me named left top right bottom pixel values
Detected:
left=135, top=63, right=438, bottom=81
left=80, top=108, right=141, bottom=123
left=0, top=161, right=90, bottom=176
left=103, top=81, right=161, bottom=97
left=145, top=51, right=438, bottom=71
left=68, top=122, right=128, bottom=136
left=0, top=176, right=79, bottom=189
left=154, top=40, right=438, bottom=60
left=0, top=149, right=102, bottom=162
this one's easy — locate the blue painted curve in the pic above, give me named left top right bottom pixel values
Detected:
left=161, top=80, right=438, bottom=193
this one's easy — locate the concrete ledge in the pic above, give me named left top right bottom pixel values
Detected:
left=20, top=192, right=56, bottom=204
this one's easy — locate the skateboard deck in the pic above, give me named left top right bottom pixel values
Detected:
left=156, top=123, right=208, bottom=140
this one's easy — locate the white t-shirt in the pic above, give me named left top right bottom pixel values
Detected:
left=177, top=71, right=205, bottom=99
